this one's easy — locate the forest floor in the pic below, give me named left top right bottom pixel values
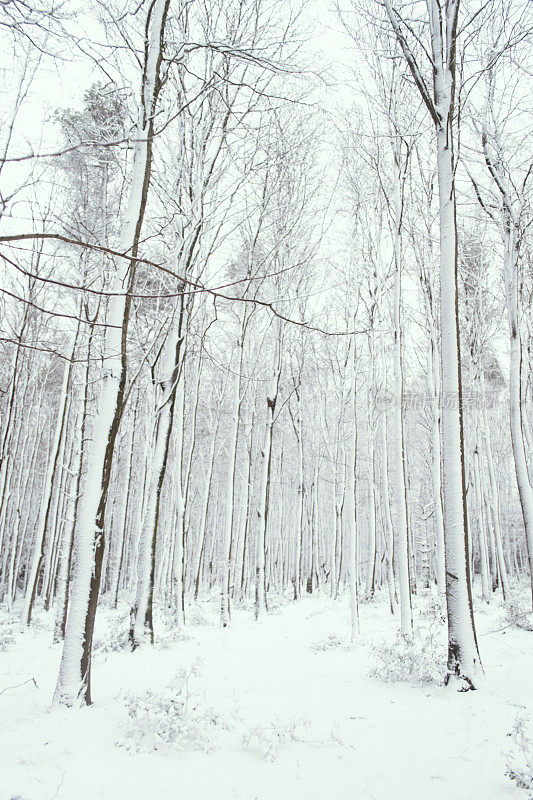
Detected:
left=1, top=587, right=532, bottom=800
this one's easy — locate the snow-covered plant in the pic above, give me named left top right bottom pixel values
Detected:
left=119, top=664, right=228, bottom=753
left=369, top=626, right=446, bottom=686
left=93, top=607, right=130, bottom=656
left=187, top=606, right=213, bottom=627
left=154, top=606, right=193, bottom=646
left=506, top=714, right=533, bottom=797
left=265, top=594, right=283, bottom=614
left=27, top=606, right=51, bottom=633
left=242, top=716, right=310, bottom=762
left=153, top=628, right=191, bottom=649
left=0, top=624, right=15, bottom=651
left=419, top=593, right=447, bottom=623
left=504, top=591, right=533, bottom=632
left=360, top=590, right=379, bottom=605
left=310, top=633, right=343, bottom=652
left=0, top=608, right=16, bottom=651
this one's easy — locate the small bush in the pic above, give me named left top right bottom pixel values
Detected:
left=153, top=628, right=191, bottom=649
left=265, top=594, right=284, bottom=614
left=155, top=605, right=193, bottom=645
left=0, top=606, right=17, bottom=651
left=310, top=634, right=343, bottom=652
left=27, top=606, right=51, bottom=633
left=187, top=606, right=213, bottom=627
left=360, top=590, right=380, bottom=605
left=93, top=607, right=130, bottom=656
left=504, top=591, right=533, bottom=632
left=242, top=716, right=310, bottom=762
left=119, top=664, right=228, bottom=753
left=506, top=714, right=533, bottom=798
left=419, top=593, right=447, bottom=623
left=369, top=626, right=445, bottom=686
left=0, top=623, right=15, bottom=651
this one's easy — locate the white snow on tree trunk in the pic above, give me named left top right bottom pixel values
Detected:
left=53, top=0, right=169, bottom=706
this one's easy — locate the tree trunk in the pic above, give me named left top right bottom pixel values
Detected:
left=53, top=0, right=170, bottom=706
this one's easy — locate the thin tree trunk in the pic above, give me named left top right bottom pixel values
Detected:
left=254, top=322, right=283, bottom=620
left=345, top=336, right=360, bottom=639
left=53, top=0, right=170, bottom=706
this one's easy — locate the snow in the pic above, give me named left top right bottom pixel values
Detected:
left=1, top=590, right=531, bottom=800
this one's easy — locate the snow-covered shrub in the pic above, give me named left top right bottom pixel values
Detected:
left=0, top=606, right=17, bottom=650
left=242, top=716, right=310, bottom=762
left=27, top=606, right=51, bottom=633
left=119, top=664, right=228, bottom=753
left=506, top=714, right=533, bottom=798
left=93, top=606, right=130, bottom=656
left=368, top=626, right=445, bottom=686
left=265, top=594, right=284, bottom=614
left=187, top=605, right=213, bottom=627
left=154, top=605, right=193, bottom=646
left=0, top=625, right=15, bottom=651
left=231, top=593, right=251, bottom=610
left=154, top=627, right=191, bottom=649
left=360, top=590, right=379, bottom=605
left=419, top=593, right=447, bottom=623
left=504, top=590, right=533, bottom=632
left=0, top=618, right=15, bottom=650
left=310, top=633, right=343, bottom=652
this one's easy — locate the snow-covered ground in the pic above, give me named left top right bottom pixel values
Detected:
left=1, top=590, right=531, bottom=800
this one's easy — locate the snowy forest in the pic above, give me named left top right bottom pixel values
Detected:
left=0, top=0, right=532, bottom=797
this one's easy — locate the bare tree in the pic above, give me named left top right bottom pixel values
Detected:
left=382, top=0, right=482, bottom=687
